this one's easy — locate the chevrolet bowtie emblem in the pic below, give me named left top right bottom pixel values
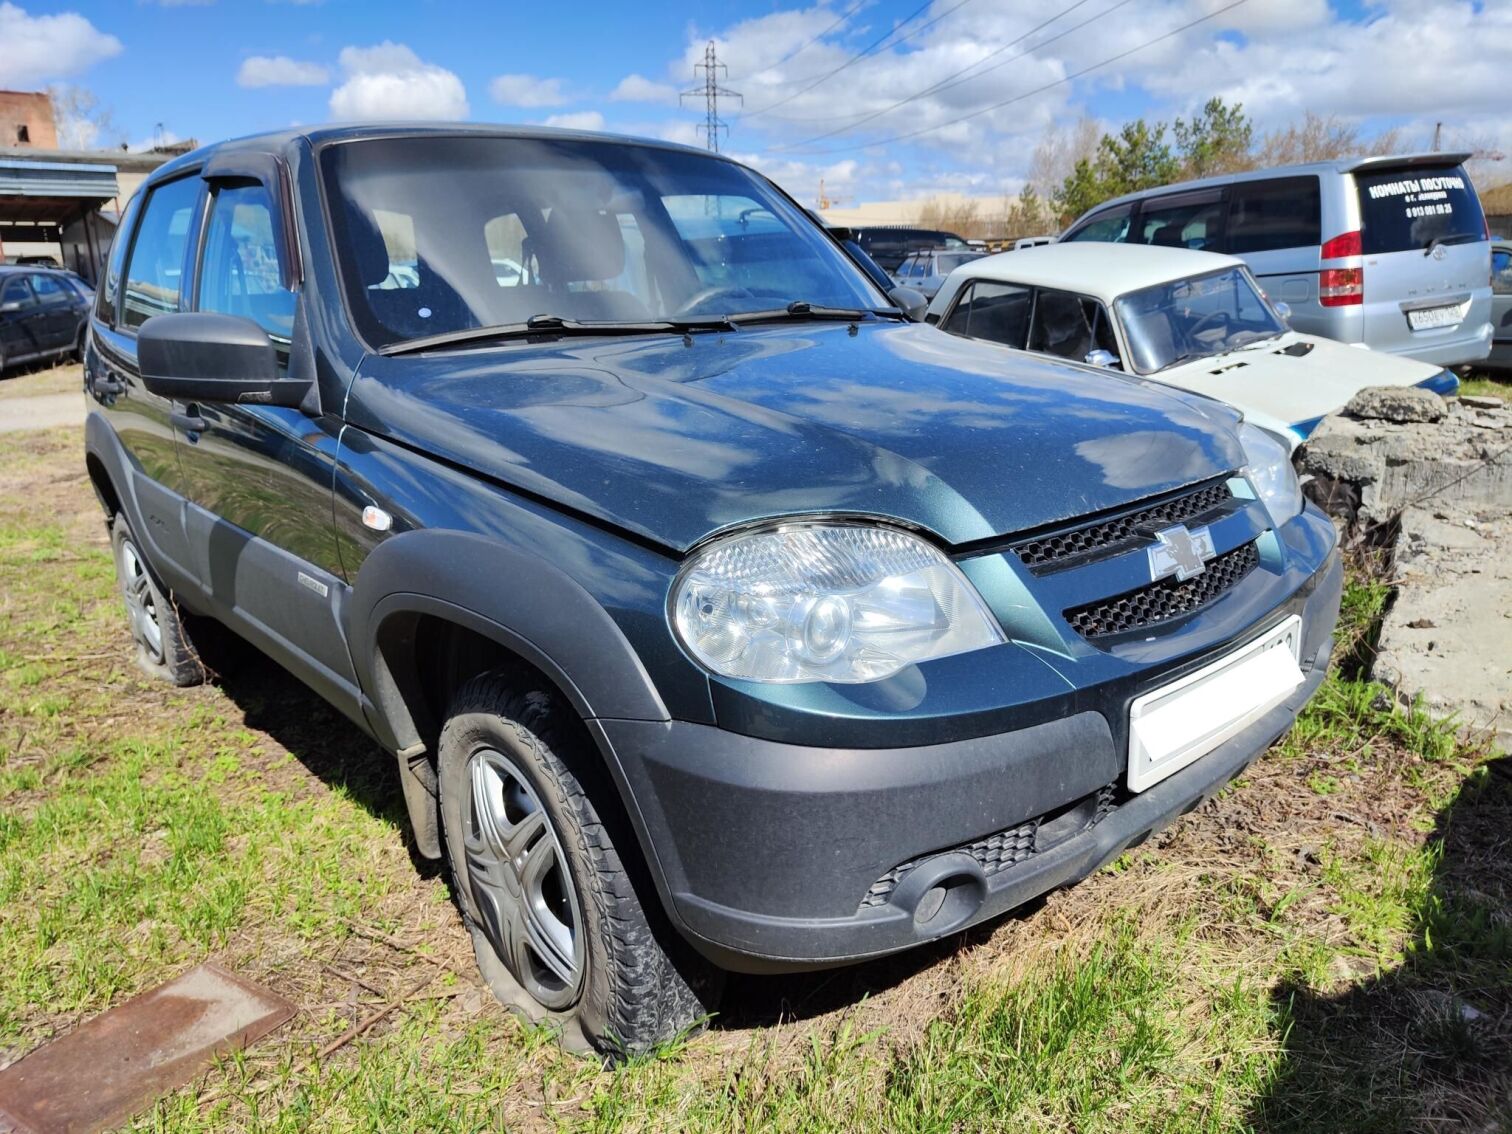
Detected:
left=1148, top=524, right=1216, bottom=582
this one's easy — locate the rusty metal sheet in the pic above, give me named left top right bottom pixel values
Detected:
left=0, top=962, right=295, bottom=1134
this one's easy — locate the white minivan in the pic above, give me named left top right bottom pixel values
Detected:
left=1060, top=153, right=1493, bottom=368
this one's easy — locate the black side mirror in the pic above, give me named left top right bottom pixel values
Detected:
left=889, top=286, right=929, bottom=323
left=138, top=312, right=310, bottom=407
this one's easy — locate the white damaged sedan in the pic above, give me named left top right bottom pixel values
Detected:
left=927, top=243, right=1459, bottom=448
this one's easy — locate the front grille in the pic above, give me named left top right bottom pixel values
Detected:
left=1011, top=479, right=1235, bottom=573
left=860, top=784, right=1117, bottom=909
left=1064, top=541, right=1260, bottom=639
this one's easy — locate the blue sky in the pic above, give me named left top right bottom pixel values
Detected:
left=2, top=0, right=1505, bottom=205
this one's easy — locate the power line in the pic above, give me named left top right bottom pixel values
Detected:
left=787, top=0, right=1250, bottom=155
left=742, top=0, right=978, bottom=119
left=773, top=0, right=1115, bottom=149
left=762, top=0, right=870, bottom=73
left=681, top=41, right=743, bottom=153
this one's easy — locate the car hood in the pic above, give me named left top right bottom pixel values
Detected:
left=347, top=321, right=1245, bottom=553
left=1155, top=332, right=1442, bottom=435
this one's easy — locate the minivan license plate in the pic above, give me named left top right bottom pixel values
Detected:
left=1127, top=617, right=1303, bottom=793
left=1407, top=304, right=1463, bottom=331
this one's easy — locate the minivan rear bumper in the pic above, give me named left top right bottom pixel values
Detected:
left=1376, top=318, right=1492, bottom=368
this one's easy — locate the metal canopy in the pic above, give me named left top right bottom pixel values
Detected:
left=0, top=158, right=118, bottom=249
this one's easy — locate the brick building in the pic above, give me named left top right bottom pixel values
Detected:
left=0, top=90, right=58, bottom=150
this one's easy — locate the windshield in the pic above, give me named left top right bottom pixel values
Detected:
left=1355, top=164, right=1486, bottom=255
left=320, top=135, right=885, bottom=348
left=1114, top=266, right=1285, bottom=374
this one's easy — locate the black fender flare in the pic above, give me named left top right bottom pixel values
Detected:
left=347, top=529, right=675, bottom=859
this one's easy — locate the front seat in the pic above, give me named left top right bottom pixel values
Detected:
left=1031, top=291, right=1093, bottom=362
left=534, top=205, right=649, bottom=321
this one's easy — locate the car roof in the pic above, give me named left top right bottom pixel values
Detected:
left=1080, top=151, right=1476, bottom=217
left=148, top=122, right=729, bottom=184
left=953, top=243, right=1243, bottom=301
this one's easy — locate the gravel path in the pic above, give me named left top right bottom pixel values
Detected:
left=0, top=393, right=85, bottom=434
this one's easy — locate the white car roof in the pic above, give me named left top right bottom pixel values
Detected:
left=943, top=243, right=1245, bottom=304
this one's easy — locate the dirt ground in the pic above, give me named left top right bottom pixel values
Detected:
left=0, top=366, right=1508, bottom=1132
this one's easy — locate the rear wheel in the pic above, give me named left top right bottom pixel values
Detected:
left=438, top=672, right=723, bottom=1057
left=110, top=513, right=207, bottom=686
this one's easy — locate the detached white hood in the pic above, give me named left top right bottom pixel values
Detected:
left=1158, top=332, right=1444, bottom=443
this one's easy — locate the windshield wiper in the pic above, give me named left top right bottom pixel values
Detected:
left=726, top=300, right=904, bottom=325
left=1422, top=232, right=1479, bottom=257
left=379, top=313, right=735, bottom=356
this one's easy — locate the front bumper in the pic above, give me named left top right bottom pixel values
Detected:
left=595, top=547, right=1343, bottom=972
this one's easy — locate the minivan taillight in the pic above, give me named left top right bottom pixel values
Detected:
left=1320, top=230, right=1362, bottom=259
left=1320, top=267, right=1363, bottom=306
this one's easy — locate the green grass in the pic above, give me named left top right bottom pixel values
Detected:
left=0, top=427, right=1507, bottom=1132
left=1456, top=370, right=1510, bottom=401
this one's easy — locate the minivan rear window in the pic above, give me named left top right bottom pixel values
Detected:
left=1355, top=164, right=1485, bottom=255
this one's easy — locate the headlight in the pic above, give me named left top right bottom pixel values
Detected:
left=1238, top=422, right=1304, bottom=528
left=671, top=522, right=1005, bottom=684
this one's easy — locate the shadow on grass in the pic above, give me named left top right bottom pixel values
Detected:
left=192, top=621, right=442, bottom=880
left=1252, top=754, right=1512, bottom=1133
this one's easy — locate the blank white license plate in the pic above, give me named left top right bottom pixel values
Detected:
left=1407, top=304, right=1463, bottom=331
left=1127, top=616, right=1303, bottom=793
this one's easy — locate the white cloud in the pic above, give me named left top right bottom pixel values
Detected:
left=329, top=42, right=468, bottom=121
left=488, top=73, right=568, bottom=107
left=610, top=74, right=679, bottom=106
left=0, top=2, right=122, bottom=88
left=237, top=54, right=330, bottom=88
left=542, top=111, right=605, bottom=132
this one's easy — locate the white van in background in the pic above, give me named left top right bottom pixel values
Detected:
left=1059, top=153, right=1493, bottom=368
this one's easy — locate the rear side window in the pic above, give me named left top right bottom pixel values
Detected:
left=1355, top=164, right=1486, bottom=255
left=941, top=279, right=1031, bottom=346
left=29, top=274, right=67, bottom=304
left=1136, top=190, right=1225, bottom=250
left=1225, top=177, right=1321, bottom=254
left=1064, top=203, right=1133, bottom=244
left=121, top=175, right=202, bottom=329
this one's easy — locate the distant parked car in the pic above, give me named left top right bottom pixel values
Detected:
left=893, top=248, right=987, bottom=299
left=0, top=265, right=91, bottom=373
left=1060, top=152, right=1494, bottom=368
left=9, top=254, right=63, bottom=268
left=928, top=243, right=1458, bottom=447
left=1486, top=240, right=1512, bottom=374
left=852, top=226, right=970, bottom=273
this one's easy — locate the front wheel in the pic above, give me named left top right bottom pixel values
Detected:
left=438, top=673, right=722, bottom=1057
left=110, top=513, right=207, bottom=686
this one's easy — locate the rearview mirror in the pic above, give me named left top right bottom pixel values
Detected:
left=1272, top=301, right=1293, bottom=324
left=888, top=286, right=929, bottom=323
left=138, top=312, right=310, bottom=407
left=1084, top=349, right=1121, bottom=369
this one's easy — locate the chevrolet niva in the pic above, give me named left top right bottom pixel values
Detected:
left=83, top=125, right=1341, bottom=1056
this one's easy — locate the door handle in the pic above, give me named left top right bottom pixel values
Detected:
left=170, top=409, right=208, bottom=434
left=92, top=374, right=125, bottom=397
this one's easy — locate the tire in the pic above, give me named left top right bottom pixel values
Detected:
left=72, top=326, right=87, bottom=363
left=438, top=671, right=723, bottom=1058
left=110, top=513, right=207, bottom=686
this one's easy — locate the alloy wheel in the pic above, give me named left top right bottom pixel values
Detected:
left=463, top=747, right=585, bottom=1009
left=118, top=537, right=165, bottom=661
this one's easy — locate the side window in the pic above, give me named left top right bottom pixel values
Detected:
left=1028, top=288, right=1106, bottom=362
left=1137, top=190, right=1226, bottom=250
left=98, top=193, right=142, bottom=324
left=1064, top=203, right=1133, bottom=244
left=1226, top=177, right=1322, bottom=255
left=1, top=277, right=34, bottom=309
left=121, top=175, right=202, bottom=329
left=1491, top=249, right=1512, bottom=295
left=29, top=274, right=66, bottom=304
left=941, top=279, right=1031, bottom=347
left=197, top=182, right=296, bottom=352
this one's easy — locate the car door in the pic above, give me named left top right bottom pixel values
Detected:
left=0, top=276, right=47, bottom=362
left=171, top=171, right=358, bottom=703
left=87, top=171, right=201, bottom=582
left=27, top=273, right=77, bottom=351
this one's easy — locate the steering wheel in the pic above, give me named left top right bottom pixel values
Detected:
left=674, top=285, right=757, bottom=317
left=1185, top=309, right=1229, bottom=342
